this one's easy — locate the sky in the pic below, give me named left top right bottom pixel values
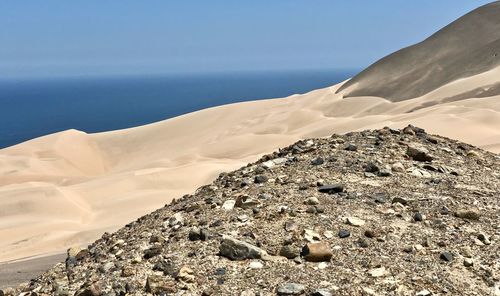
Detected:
left=0, top=0, right=493, bottom=79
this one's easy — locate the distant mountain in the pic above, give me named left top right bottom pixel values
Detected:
left=337, top=1, right=500, bottom=101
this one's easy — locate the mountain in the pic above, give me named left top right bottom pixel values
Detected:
left=5, top=127, right=500, bottom=295
left=336, top=1, right=500, bottom=101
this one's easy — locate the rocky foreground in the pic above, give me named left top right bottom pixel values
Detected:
left=4, top=126, right=500, bottom=296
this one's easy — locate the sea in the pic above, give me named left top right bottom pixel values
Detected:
left=0, top=69, right=356, bottom=149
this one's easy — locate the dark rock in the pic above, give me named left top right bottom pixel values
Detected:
left=414, top=212, right=423, bottom=222
left=392, top=197, right=408, bottom=205
left=364, top=162, right=380, bottom=173
left=280, top=245, right=300, bottom=259
left=344, top=143, right=358, bottom=151
left=144, top=245, right=162, bottom=259
left=440, top=251, right=453, bottom=262
left=318, top=184, right=344, bottom=194
left=219, top=235, right=266, bottom=260
left=311, top=157, right=324, bottom=165
left=254, top=175, right=268, bottom=184
left=407, top=145, right=434, bottom=162
left=338, top=230, right=350, bottom=238
left=188, top=228, right=202, bottom=241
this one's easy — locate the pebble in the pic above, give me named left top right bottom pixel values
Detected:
left=311, top=157, right=325, bottom=165
left=344, top=143, right=358, bottom=151
left=276, top=283, right=305, bottom=295
left=464, top=258, right=474, bottom=267
left=391, top=162, right=405, bottom=172
left=311, top=289, right=332, bottom=296
left=222, top=200, right=236, bottom=210
left=455, top=208, right=481, bottom=220
left=318, top=184, right=344, bottom=194
left=305, top=196, right=320, bottom=205
left=219, top=235, right=267, bottom=260
left=280, top=245, right=300, bottom=259
left=413, top=212, right=423, bottom=222
left=145, top=275, right=176, bottom=294
left=249, top=261, right=264, bottom=269
left=338, top=230, right=350, bottom=238
left=440, top=251, right=453, bottom=262
left=406, top=144, right=434, bottom=162
left=368, top=266, right=388, bottom=277
left=416, top=289, right=432, bottom=296
left=301, top=242, right=333, bottom=262
left=346, top=216, right=365, bottom=227
left=254, top=175, right=268, bottom=184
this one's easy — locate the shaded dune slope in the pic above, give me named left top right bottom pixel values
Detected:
left=337, top=1, right=500, bottom=101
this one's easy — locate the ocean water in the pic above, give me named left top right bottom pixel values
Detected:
left=0, top=69, right=356, bottom=149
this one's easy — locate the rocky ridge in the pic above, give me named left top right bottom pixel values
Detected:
left=4, top=126, right=500, bottom=295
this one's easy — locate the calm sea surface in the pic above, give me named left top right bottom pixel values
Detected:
left=0, top=69, right=356, bottom=148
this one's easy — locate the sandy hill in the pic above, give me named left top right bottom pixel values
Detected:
left=337, top=1, right=500, bottom=101
left=8, top=127, right=500, bottom=295
left=0, top=1, right=500, bottom=289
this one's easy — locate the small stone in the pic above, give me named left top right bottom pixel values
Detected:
left=189, top=228, right=202, bottom=241
left=145, top=275, right=176, bottom=294
left=344, top=143, right=358, bottom=151
left=254, top=175, right=268, bottom=184
left=391, top=162, right=405, bottom=172
left=464, top=258, right=474, bottom=267
left=364, top=162, right=380, bottom=173
left=237, top=214, right=249, bottom=223
left=121, top=265, right=135, bottom=277
left=144, top=245, right=162, bottom=259
left=219, top=235, right=267, bottom=260
left=276, top=283, right=305, bottom=295
left=311, top=289, right=332, bottom=296
left=301, top=242, right=333, bottom=262
left=477, top=233, right=491, bottom=245
left=392, top=197, right=408, bottom=205
left=318, top=184, right=344, bottom=194
left=178, top=266, right=195, bottom=283
left=414, top=212, right=423, bottom=222
left=303, top=229, right=321, bottom=242
left=346, top=217, right=365, bottom=227
left=98, top=261, right=114, bottom=273
left=440, top=251, right=453, bottom=262
left=368, top=266, right=388, bottom=277
left=222, top=200, right=236, bottom=210
left=407, top=144, right=433, bottom=162
left=364, top=230, right=378, bottom=238
left=416, top=289, right=432, bottom=296
left=378, top=169, right=392, bottom=177
left=455, top=208, right=481, bottom=220
left=249, top=261, right=264, bottom=269
left=323, top=231, right=334, bottom=239
left=304, top=196, right=320, bottom=205
left=280, top=245, right=301, bottom=259
left=235, top=195, right=261, bottom=209
left=338, top=230, right=350, bottom=238
left=440, top=206, right=449, bottom=215
left=461, top=246, right=473, bottom=258
left=311, top=157, right=325, bottom=165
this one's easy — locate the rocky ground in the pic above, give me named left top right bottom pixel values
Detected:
left=3, top=126, right=499, bottom=296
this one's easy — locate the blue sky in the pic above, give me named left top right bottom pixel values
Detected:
left=0, top=1, right=493, bottom=79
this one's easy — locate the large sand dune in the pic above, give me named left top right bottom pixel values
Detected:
left=1, top=66, right=500, bottom=263
left=337, top=1, right=500, bottom=101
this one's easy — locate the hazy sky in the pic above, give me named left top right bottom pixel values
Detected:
left=0, top=0, right=493, bottom=79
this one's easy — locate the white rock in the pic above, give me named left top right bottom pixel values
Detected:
left=368, top=267, right=388, bottom=278
left=222, top=199, right=236, bottom=210
left=323, top=231, right=334, bottom=239
left=248, top=261, right=263, bottom=269
left=416, top=289, right=432, bottom=296
left=346, top=217, right=366, bottom=227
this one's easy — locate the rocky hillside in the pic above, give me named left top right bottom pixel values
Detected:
left=4, top=126, right=500, bottom=295
left=337, top=1, right=500, bottom=101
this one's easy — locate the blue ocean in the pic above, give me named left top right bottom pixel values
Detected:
left=0, top=69, right=356, bottom=149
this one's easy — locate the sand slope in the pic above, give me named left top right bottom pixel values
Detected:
left=337, top=1, right=500, bottom=101
left=1, top=66, right=499, bottom=262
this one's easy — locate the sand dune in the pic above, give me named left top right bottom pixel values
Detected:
left=1, top=67, right=499, bottom=262
left=337, top=1, right=500, bottom=101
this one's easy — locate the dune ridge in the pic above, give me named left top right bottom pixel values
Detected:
left=1, top=68, right=500, bottom=262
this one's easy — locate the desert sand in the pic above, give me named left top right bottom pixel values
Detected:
left=1, top=65, right=499, bottom=266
